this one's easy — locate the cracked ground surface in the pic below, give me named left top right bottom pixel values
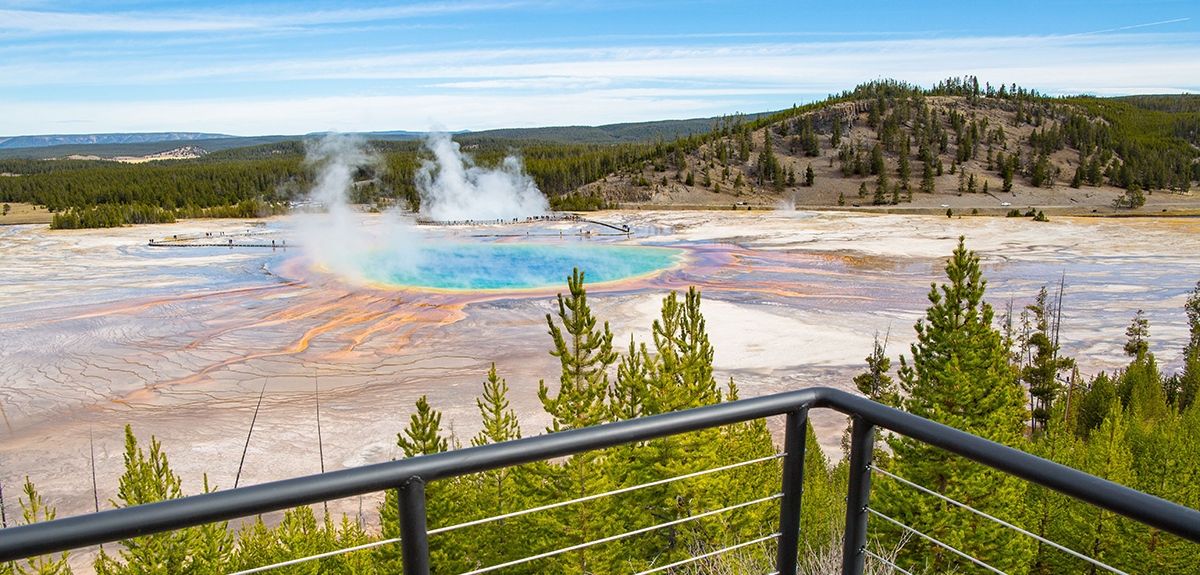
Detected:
left=2, top=211, right=1199, bottom=570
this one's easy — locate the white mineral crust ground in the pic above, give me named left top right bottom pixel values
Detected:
left=1, top=211, right=1198, bottom=571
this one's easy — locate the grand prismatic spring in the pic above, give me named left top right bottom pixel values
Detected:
left=3, top=210, right=1200, bottom=541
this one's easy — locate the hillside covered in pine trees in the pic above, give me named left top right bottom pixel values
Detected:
left=0, top=78, right=1198, bottom=229
left=580, top=78, right=1200, bottom=215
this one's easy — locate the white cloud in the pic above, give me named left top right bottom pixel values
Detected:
left=4, top=33, right=1196, bottom=92
left=2, top=31, right=1197, bottom=134
left=0, top=2, right=531, bottom=33
left=0, top=92, right=733, bottom=135
left=0, top=9, right=260, bottom=33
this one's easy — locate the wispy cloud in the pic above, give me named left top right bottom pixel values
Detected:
left=1, top=1, right=1196, bottom=135
left=1066, top=17, right=1190, bottom=37
left=4, top=33, right=1197, bottom=91
left=0, top=1, right=531, bottom=33
left=0, top=92, right=734, bottom=135
left=0, top=9, right=258, bottom=33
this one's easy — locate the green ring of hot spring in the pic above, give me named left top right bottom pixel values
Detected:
left=359, top=242, right=683, bottom=290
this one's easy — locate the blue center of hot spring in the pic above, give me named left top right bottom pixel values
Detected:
left=359, top=242, right=682, bottom=290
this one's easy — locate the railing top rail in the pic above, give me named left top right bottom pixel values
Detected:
left=827, top=390, right=1200, bottom=545
left=2, top=386, right=1198, bottom=562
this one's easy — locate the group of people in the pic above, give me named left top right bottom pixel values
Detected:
left=425, top=214, right=582, bottom=226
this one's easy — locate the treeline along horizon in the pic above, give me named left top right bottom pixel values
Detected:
left=1, top=77, right=1197, bottom=228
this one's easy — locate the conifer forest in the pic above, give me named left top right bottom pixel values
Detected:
left=2, top=78, right=1198, bottom=229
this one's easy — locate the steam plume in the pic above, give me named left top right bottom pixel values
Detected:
left=299, top=134, right=421, bottom=281
left=298, top=131, right=554, bottom=287
left=417, top=132, right=548, bottom=221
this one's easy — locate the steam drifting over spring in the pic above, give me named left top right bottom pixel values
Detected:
left=417, top=132, right=548, bottom=222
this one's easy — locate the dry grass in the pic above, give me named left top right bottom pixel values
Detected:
left=683, top=524, right=922, bottom=575
left=0, top=202, right=53, bottom=225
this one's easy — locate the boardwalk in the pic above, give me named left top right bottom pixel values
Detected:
left=146, top=213, right=630, bottom=248
left=147, top=229, right=294, bottom=249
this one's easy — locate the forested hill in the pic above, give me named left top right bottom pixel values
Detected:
left=1, top=78, right=1198, bottom=228
left=580, top=78, right=1200, bottom=210
left=1115, top=94, right=1200, bottom=114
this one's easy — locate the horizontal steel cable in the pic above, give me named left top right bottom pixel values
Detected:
left=867, top=508, right=1008, bottom=575
left=227, top=536, right=396, bottom=575
left=633, top=532, right=780, bottom=575
left=863, top=548, right=916, bottom=575
left=457, top=493, right=783, bottom=575
left=429, top=453, right=785, bottom=537
left=871, top=465, right=1131, bottom=575
left=226, top=453, right=783, bottom=575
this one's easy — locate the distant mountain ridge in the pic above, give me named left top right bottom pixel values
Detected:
left=0, top=114, right=782, bottom=156
left=0, top=132, right=232, bottom=150
left=465, top=113, right=781, bottom=144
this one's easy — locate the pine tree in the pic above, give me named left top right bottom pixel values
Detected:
left=378, top=395, right=465, bottom=574
left=805, top=163, right=815, bottom=186
left=467, top=364, right=524, bottom=569
left=539, top=268, right=617, bottom=433
left=598, top=288, right=780, bottom=571
left=1023, top=286, right=1074, bottom=434
left=1075, top=407, right=1139, bottom=571
left=647, top=287, right=720, bottom=414
left=1181, top=282, right=1200, bottom=410
left=853, top=333, right=898, bottom=407
left=1025, top=400, right=1081, bottom=575
left=920, top=161, right=935, bottom=193
left=879, top=238, right=1032, bottom=573
left=870, top=145, right=885, bottom=175
left=798, top=419, right=838, bottom=554
left=610, top=336, right=653, bottom=422
left=232, top=508, right=373, bottom=575
left=1119, top=349, right=1168, bottom=423
left=398, top=395, right=448, bottom=457
left=1002, top=158, right=1015, bottom=192
left=475, top=363, right=521, bottom=447
left=95, top=426, right=232, bottom=575
left=1077, top=372, right=1118, bottom=437
left=873, top=173, right=888, bottom=205
left=1185, top=281, right=1200, bottom=358
left=535, top=269, right=618, bottom=573
left=9, top=478, right=72, bottom=575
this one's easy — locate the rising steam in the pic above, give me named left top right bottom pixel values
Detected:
left=417, top=132, right=548, bottom=221
left=298, top=134, right=422, bottom=282
left=298, top=131, right=553, bottom=286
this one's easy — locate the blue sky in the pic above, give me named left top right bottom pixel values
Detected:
left=1, top=0, right=1197, bottom=136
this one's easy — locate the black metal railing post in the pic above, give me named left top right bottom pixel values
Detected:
left=398, top=477, right=431, bottom=575
left=841, top=415, right=874, bottom=575
left=775, top=406, right=810, bottom=575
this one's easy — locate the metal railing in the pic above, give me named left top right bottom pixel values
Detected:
left=2, top=386, right=1199, bottom=574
